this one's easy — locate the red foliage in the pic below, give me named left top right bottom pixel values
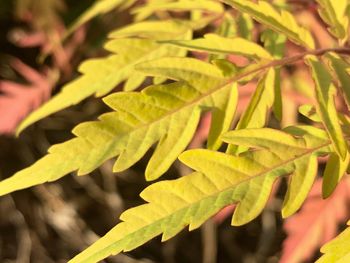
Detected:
left=280, top=177, right=350, bottom=263
left=0, top=59, right=55, bottom=134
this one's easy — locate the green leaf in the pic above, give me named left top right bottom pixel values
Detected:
left=261, top=29, right=286, bottom=59
left=322, top=152, right=349, bottom=198
left=68, top=127, right=331, bottom=263
left=316, top=222, right=350, bottom=263
left=237, top=13, right=254, bottom=40
left=1, top=57, right=239, bottom=195
left=236, top=68, right=275, bottom=129
left=261, top=30, right=286, bottom=120
left=282, top=154, right=318, bottom=217
left=306, top=56, right=348, bottom=160
left=212, top=59, right=239, bottom=77
left=316, top=0, right=349, bottom=40
left=16, top=21, right=191, bottom=134
left=299, top=104, right=321, bottom=122
left=208, top=12, right=237, bottom=61
left=223, top=0, right=315, bottom=49
left=227, top=68, right=276, bottom=154
left=165, top=33, right=273, bottom=60
left=224, top=126, right=330, bottom=218
left=132, top=0, right=224, bottom=21
left=324, top=52, right=350, bottom=110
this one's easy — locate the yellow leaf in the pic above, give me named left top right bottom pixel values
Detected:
left=223, top=0, right=315, bottom=49
left=306, top=56, right=348, bottom=160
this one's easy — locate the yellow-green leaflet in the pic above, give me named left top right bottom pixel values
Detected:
left=236, top=69, right=275, bottom=129
left=237, top=13, right=254, bottom=40
left=68, top=127, right=330, bottom=263
left=322, top=152, right=350, bottom=198
left=227, top=68, right=276, bottom=155
left=223, top=126, right=330, bottom=218
left=261, top=29, right=286, bottom=121
left=16, top=21, right=191, bottom=134
left=164, top=33, right=273, bottom=60
left=133, top=0, right=224, bottom=21
left=299, top=104, right=321, bottom=123
left=316, top=221, right=350, bottom=263
left=306, top=56, right=348, bottom=160
left=109, top=19, right=191, bottom=40
left=297, top=104, right=350, bottom=197
left=64, top=0, right=134, bottom=38
left=316, top=0, right=349, bottom=40
left=0, top=57, right=238, bottom=195
left=223, top=0, right=315, bottom=49
left=324, top=53, right=350, bottom=110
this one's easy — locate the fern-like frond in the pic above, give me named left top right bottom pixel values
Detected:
left=316, top=221, right=350, bottom=262
left=16, top=20, right=192, bottom=134
left=222, top=0, right=315, bottom=49
left=0, top=57, right=238, bottom=195
left=316, top=0, right=349, bottom=40
left=68, top=126, right=331, bottom=263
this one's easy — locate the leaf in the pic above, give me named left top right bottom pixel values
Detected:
left=323, top=52, right=350, bottom=110
left=237, top=13, right=254, bottom=40
left=68, top=127, right=331, bottom=262
left=316, top=221, right=350, bottom=263
left=16, top=20, right=191, bottom=134
left=0, top=57, right=238, bottom=195
left=322, top=152, right=349, bottom=198
left=0, top=59, right=56, bottom=134
left=165, top=33, right=273, bottom=60
left=281, top=177, right=350, bottom=263
left=299, top=104, right=321, bottom=123
left=109, top=19, right=190, bottom=40
left=306, top=56, right=348, bottom=160
left=261, top=30, right=286, bottom=121
left=227, top=68, right=276, bottom=154
left=132, top=0, right=224, bottom=21
left=223, top=0, right=315, bottom=49
left=64, top=0, right=135, bottom=38
left=235, top=68, right=275, bottom=129
left=226, top=126, right=330, bottom=218
left=261, top=29, right=286, bottom=60
left=316, top=0, right=349, bottom=40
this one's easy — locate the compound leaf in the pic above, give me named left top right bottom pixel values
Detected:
left=69, top=127, right=331, bottom=263
left=17, top=21, right=191, bottom=134
left=223, top=0, right=315, bottom=49
left=0, top=57, right=238, bottom=195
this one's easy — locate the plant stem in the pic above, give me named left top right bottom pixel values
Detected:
left=228, top=47, right=350, bottom=84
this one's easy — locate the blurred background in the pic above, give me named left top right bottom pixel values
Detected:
left=0, top=1, right=349, bottom=262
